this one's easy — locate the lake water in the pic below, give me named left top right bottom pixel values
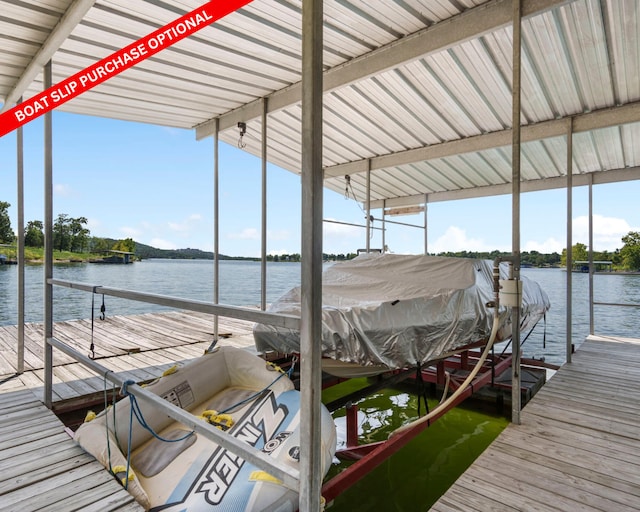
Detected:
left=2, top=259, right=639, bottom=366
left=2, top=259, right=639, bottom=510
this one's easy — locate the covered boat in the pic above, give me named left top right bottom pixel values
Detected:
left=253, top=253, right=550, bottom=374
left=75, top=345, right=336, bottom=511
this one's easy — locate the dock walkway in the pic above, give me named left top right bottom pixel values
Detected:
left=0, top=311, right=256, bottom=511
left=431, top=334, right=640, bottom=511
left=0, top=310, right=255, bottom=405
left=0, top=387, right=143, bottom=511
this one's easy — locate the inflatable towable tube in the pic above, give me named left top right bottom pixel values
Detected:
left=75, top=345, right=337, bottom=511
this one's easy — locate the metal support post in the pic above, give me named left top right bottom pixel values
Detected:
left=299, top=0, right=324, bottom=510
left=365, top=159, right=371, bottom=253
left=43, top=61, right=54, bottom=408
left=511, top=0, right=522, bottom=425
left=213, top=118, right=220, bottom=347
left=588, top=174, right=594, bottom=334
left=16, top=97, right=24, bottom=374
left=566, top=118, right=573, bottom=362
left=261, top=98, right=268, bottom=311
left=424, top=193, right=428, bottom=255
left=381, top=200, right=386, bottom=253
left=16, top=98, right=24, bottom=373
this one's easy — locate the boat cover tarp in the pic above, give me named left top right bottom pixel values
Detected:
left=253, top=254, right=550, bottom=370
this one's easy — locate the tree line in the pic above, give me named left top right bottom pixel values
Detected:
left=0, top=202, right=134, bottom=254
left=2, top=200, right=640, bottom=270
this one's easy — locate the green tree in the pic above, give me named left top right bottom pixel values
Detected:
left=0, top=201, right=14, bottom=244
left=24, top=220, right=44, bottom=247
left=560, top=242, right=589, bottom=267
left=620, top=231, right=640, bottom=271
left=90, top=237, right=111, bottom=253
left=112, top=237, right=135, bottom=253
left=53, top=213, right=71, bottom=251
left=69, top=216, right=89, bottom=252
left=53, top=214, right=90, bottom=252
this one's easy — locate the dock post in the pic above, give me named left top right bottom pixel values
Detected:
left=16, top=97, right=25, bottom=374
left=299, top=0, right=324, bottom=510
left=43, top=60, right=54, bottom=408
left=510, top=0, right=522, bottom=424
left=566, top=119, right=573, bottom=363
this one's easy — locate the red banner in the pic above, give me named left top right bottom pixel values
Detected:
left=0, top=0, right=252, bottom=138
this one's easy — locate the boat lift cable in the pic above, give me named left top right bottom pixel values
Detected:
left=390, top=307, right=501, bottom=439
left=390, top=260, right=506, bottom=439
left=344, top=175, right=375, bottom=240
left=498, top=322, right=538, bottom=360
left=415, top=362, right=429, bottom=418
left=89, top=287, right=106, bottom=359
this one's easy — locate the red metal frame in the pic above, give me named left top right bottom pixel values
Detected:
left=321, top=351, right=513, bottom=503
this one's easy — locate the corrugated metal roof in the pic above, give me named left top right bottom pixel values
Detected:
left=1, top=0, right=639, bottom=207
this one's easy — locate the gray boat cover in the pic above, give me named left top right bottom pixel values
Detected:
left=253, top=254, right=550, bottom=370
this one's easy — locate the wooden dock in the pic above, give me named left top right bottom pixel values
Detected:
left=431, top=334, right=640, bottom=511
left=2, top=314, right=639, bottom=511
left=0, top=310, right=255, bottom=405
left=0, top=387, right=143, bottom=511
left=0, top=311, right=256, bottom=511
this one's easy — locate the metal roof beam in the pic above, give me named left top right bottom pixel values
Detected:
left=0, top=0, right=96, bottom=113
left=324, top=101, right=640, bottom=179
left=369, top=166, right=640, bottom=209
left=195, top=0, right=571, bottom=140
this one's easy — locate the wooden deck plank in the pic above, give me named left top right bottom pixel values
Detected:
left=0, top=311, right=258, bottom=511
left=431, top=335, right=640, bottom=511
left=0, top=387, right=142, bottom=511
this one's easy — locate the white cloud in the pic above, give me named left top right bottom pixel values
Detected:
left=168, top=214, right=203, bottom=235
left=430, top=226, right=504, bottom=254
left=267, top=229, right=291, bottom=241
left=523, top=237, right=564, bottom=254
left=573, top=214, right=635, bottom=251
left=229, top=228, right=259, bottom=240
left=86, top=218, right=101, bottom=232
left=53, top=184, right=73, bottom=197
left=150, top=238, right=178, bottom=250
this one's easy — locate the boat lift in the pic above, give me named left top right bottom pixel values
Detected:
left=7, top=0, right=633, bottom=510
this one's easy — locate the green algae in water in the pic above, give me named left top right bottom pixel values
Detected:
left=322, top=380, right=509, bottom=511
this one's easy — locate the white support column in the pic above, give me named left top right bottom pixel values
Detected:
left=213, top=118, right=220, bottom=346
left=299, top=0, right=324, bottom=510
left=424, top=193, right=428, bottom=255
left=365, top=159, right=371, bottom=253
left=382, top=200, right=386, bottom=253
left=566, top=118, right=573, bottom=363
left=588, top=174, right=594, bottom=334
left=261, top=98, right=268, bottom=311
left=511, top=0, right=522, bottom=425
left=16, top=98, right=25, bottom=374
left=43, top=61, right=54, bottom=408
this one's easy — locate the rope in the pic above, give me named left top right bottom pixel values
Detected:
left=120, top=380, right=195, bottom=444
left=100, top=293, right=106, bottom=320
left=390, top=306, right=502, bottom=439
left=217, top=360, right=294, bottom=416
left=89, top=287, right=97, bottom=359
left=439, top=371, right=451, bottom=405
left=89, top=287, right=106, bottom=359
left=111, top=356, right=298, bottom=488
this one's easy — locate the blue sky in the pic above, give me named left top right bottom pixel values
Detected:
left=1, top=111, right=638, bottom=257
